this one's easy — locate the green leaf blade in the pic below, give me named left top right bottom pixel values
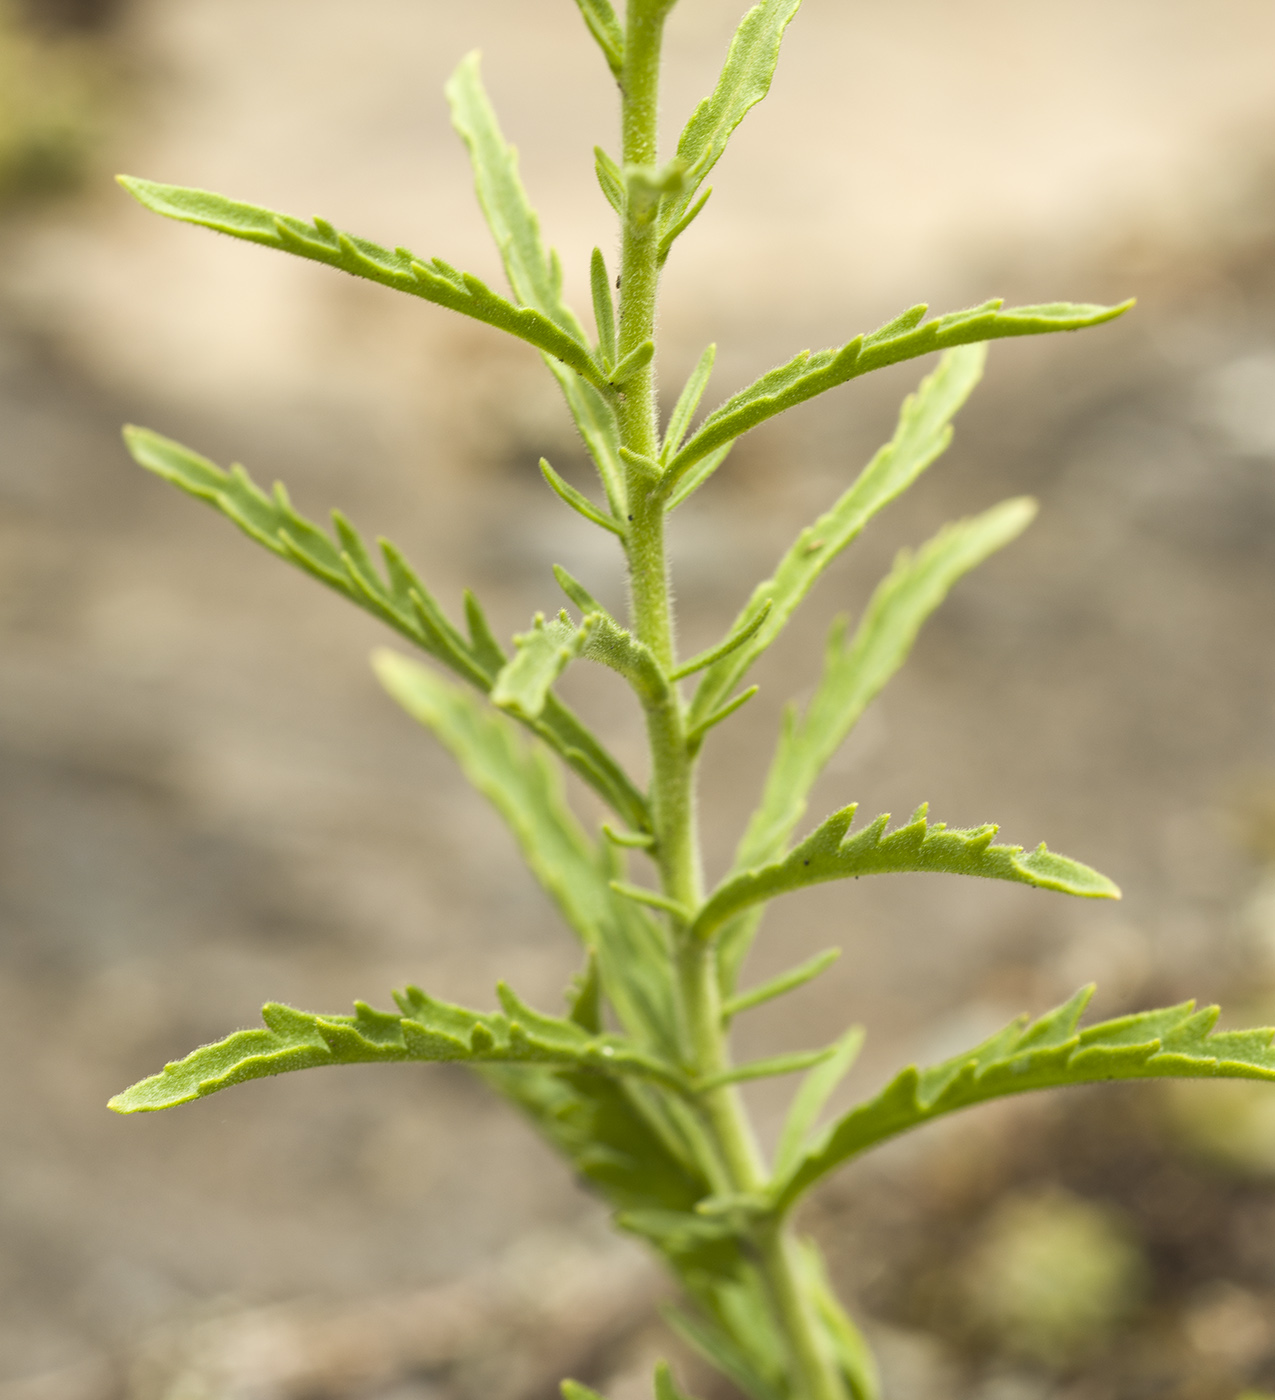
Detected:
left=373, top=653, right=674, bottom=1051
left=694, top=802, right=1119, bottom=942
left=491, top=613, right=587, bottom=720
left=110, top=985, right=684, bottom=1114
left=690, top=345, right=987, bottom=728
left=736, top=495, right=1037, bottom=871
left=666, top=297, right=1133, bottom=495
left=773, top=989, right=1275, bottom=1211
left=572, top=0, right=625, bottom=78
left=445, top=53, right=587, bottom=340
left=118, top=177, right=606, bottom=387
left=661, top=0, right=804, bottom=251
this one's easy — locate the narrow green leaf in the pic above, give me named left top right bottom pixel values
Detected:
left=376, top=649, right=614, bottom=939
left=123, top=424, right=490, bottom=684
left=444, top=54, right=587, bottom=339
left=117, top=177, right=606, bottom=389
left=663, top=1304, right=784, bottom=1400
left=796, top=1240, right=880, bottom=1400
left=571, top=0, right=625, bottom=78
left=611, top=881, right=694, bottom=923
left=774, top=988, right=1275, bottom=1211
left=688, top=346, right=986, bottom=729
left=446, top=53, right=640, bottom=517
left=594, top=145, right=625, bottom=216
left=773, top=1026, right=863, bottom=1176
left=540, top=458, right=625, bottom=535
left=603, top=823, right=656, bottom=850
left=373, top=653, right=675, bottom=1050
left=686, top=685, right=759, bottom=749
left=671, top=600, right=772, bottom=681
left=544, top=361, right=628, bottom=518
left=563, top=1382, right=608, bottom=1400
left=663, top=344, right=717, bottom=463
left=695, top=1045, right=837, bottom=1092
left=721, top=947, right=840, bottom=1021
left=694, top=802, right=1120, bottom=943
left=610, top=337, right=656, bottom=386
left=736, top=497, right=1038, bottom=870
left=489, top=1059, right=716, bottom=1218
left=463, top=589, right=508, bottom=676
left=109, top=982, right=684, bottom=1113
left=664, top=298, right=1134, bottom=497
left=553, top=563, right=604, bottom=615
left=660, top=0, right=803, bottom=252
left=491, top=612, right=588, bottom=720
left=664, top=441, right=734, bottom=512
left=566, top=951, right=602, bottom=1033
left=590, top=247, right=618, bottom=367
left=123, top=426, right=646, bottom=829
left=654, top=1360, right=699, bottom=1400
left=657, top=188, right=713, bottom=266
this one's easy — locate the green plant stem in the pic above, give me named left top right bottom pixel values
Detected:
left=616, top=10, right=847, bottom=1400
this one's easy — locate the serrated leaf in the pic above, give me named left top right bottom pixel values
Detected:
left=123, top=424, right=492, bottom=684
left=492, top=612, right=589, bottom=720
left=572, top=0, right=624, bottom=79
left=773, top=987, right=1275, bottom=1210
left=110, top=982, right=683, bottom=1113
left=736, top=497, right=1037, bottom=871
left=373, top=653, right=676, bottom=1054
left=693, top=802, right=1119, bottom=942
left=117, top=177, right=605, bottom=390
left=660, top=0, right=803, bottom=252
left=690, top=346, right=986, bottom=728
left=445, top=53, right=587, bottom=341
left=664, top=298, right=1133, bottom=497
left=123, top=425, right=648, bottom=831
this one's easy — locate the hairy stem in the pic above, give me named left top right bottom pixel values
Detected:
left=616, top=9, right=847, bottom=1400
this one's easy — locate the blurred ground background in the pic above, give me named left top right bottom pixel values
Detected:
left=3, top=2, right=1275, bottom=1399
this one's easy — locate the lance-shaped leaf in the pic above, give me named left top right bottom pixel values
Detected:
left=374, top=653, right=677, bottom=1054
left=663, top=344, right=717, bottom=463
left=659, top=0, right=803, bottom=252
left=124, top=426, right=648, bottom=831
left=445, top=57, right=629, bottom=514
left=736, top=498, right=1037, bottom=872
left=692, top=803, right=1119, bottom=943
left=446, top=53, right=587, bottom=339
left=110, top=982, right=684, bottom=1114
left=773, top=987, right=1275, bottom=1212
left=690, top=346, right=986, bottom=728
left=663, top=298, right=1133, bottom=498
left=572, top=0, right=624, bottom=79
left=117, top=178, right=606, bottom=391
left=546, top=362, right=628, bottom=518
